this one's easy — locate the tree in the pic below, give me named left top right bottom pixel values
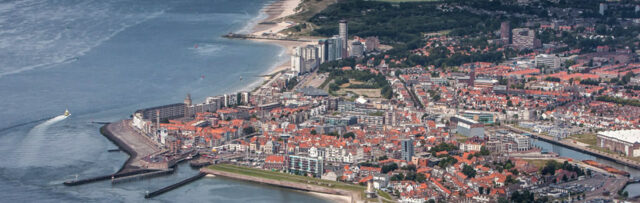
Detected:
left=562, top=174, right=568, bottom=182
left=505, top=175, right=518, bottom=185
left=510, top=190, right=535, bottom=203
left=479, top=187, right=484, bottom=195
left=478, top=146, right=490, bottom=156
left=310, top=129, right=317, bottom=135
left=243, top=126, right=255, bottom=135
left=416, top=173, right=427, bottom=183
left=462, top=164, right=477, bottom=178
left=390, top=173, right=404, bottom=181
left=381, top=163, right=398, bottom=173
left=342, top=132, right=356, bottom=139
left=402, top=164, right=417, bottom=171
left=286, top=77, right=298, bottom=90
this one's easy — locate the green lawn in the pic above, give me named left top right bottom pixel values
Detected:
left=208, top=164, right=364, bottom=192
left=377, top=189, right=394, bottom=202
left=568, top=133, right=597, bottom=146
left=208, top=164, right=393, bottom=202
left=525, top=159, right=552, bottom=169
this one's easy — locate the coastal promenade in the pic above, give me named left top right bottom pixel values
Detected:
left=201, top=165, right=364, bottom=203
left=506, top=125, right=640, bottom=170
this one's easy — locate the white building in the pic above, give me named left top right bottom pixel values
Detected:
left=535, top=54, right=561, bottom=69
left=291, top=45, right=319, bottom=75
left=597, top=129, right=640, bottom=157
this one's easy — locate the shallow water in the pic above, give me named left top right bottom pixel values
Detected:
left=0, top=0, right=325, bottom=202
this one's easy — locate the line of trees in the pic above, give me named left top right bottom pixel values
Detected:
left=596, top=95, right=640, bottom=107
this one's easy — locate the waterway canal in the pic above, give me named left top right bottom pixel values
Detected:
left=531, top=139, right=640, bottom=196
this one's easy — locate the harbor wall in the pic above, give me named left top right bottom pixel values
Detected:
left=100, top=123, right=138, bottom=174
left=144, top=173, right=206, bottom=199
left=200, top=168, right=357, bottom=202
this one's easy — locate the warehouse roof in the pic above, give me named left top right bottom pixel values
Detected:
left=597, top=129, right=640, bottom=144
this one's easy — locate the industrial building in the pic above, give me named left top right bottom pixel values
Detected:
left=597, top=129, right=640, bottom=157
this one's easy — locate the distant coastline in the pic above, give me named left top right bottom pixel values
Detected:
left=242, top=0, right=312, bottom=76
left=217, top=1, right=358, bottom=202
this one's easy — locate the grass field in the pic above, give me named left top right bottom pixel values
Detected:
left=568, top=133, right=597, bottom=146
left=524, top=159, right=552, bottom=169
left=207, top=164, right=392, bottom=201
left=337, top=88, right=381, bottom=98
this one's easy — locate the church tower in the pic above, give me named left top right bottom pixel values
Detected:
left=184, top=93, right=192, bottom=106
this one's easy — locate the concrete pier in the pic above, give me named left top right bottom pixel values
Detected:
left=63, top=169, right=157, bottom=186
left=111, top=169, right=174, bottom=184
left=144, top=173, right=206, bottom=199
left=64, top=121, right=168, bottom=186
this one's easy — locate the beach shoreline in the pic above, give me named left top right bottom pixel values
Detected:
left=307, top=191, right=352, bottom=203
left=245, top=0, right=311, bottom=76
left=201, top=166, right=360, bottom=203
left=232, top=0, right=312, bottom=94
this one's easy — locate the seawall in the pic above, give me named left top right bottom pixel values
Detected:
left=99, top=123, right=138, bottom=174
left=64, top=121, right=168, bottom=186
left=200, top=168, right=357, bottom=202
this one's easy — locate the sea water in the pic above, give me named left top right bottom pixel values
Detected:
left=0, top=0, right=327, bottom=202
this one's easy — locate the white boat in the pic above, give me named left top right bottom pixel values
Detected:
left=64, top=109, right=71, bottom=117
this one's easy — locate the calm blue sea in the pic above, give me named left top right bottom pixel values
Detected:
left=0, top=0, right=327, bottom=202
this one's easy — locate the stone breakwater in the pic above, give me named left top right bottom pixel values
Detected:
left=102, top=120, right=165, bottom=172
left=64, top=120, right=167, bottom=186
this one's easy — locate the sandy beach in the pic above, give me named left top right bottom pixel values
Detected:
left=307, top=191, right=352, bottom=203
left=252, top=0, right=300, bottom=36
left=246, top=0, right=316, bottom=75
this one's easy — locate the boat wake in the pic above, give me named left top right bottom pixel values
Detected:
left=0, top=117, right=53, bottom=134
left=11, top=114, right=69, bottom=167
left=27, top=115, right=68, bottom=137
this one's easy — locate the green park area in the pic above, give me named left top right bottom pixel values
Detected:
left=568, top=133, right=597, bottom=146
left=207, top=164, right=393, bottom=201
